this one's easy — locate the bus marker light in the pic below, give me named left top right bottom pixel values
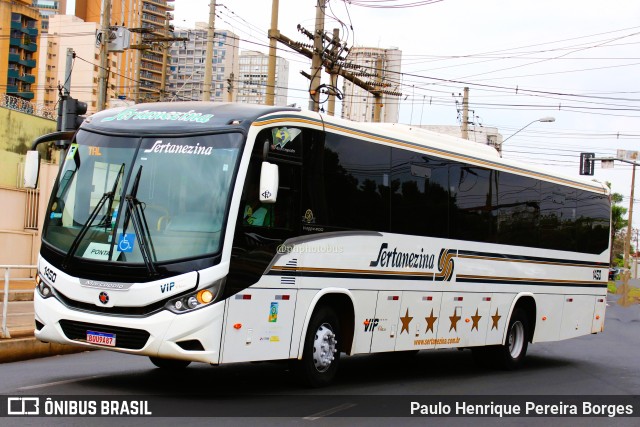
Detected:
left=465, top=318, right=470, bottom=323
left=566, top=298, right=573, bottom=302
left=234, top=323, right=242, bottom=329
left=423, top=296, right=433, bottom=301
left=454, top=297, right=463, bottom=301
left=388, top=296, right=399, bottom=301
left=542, top=316, right=547, bottom=321
left=483, top=297, right=491, bottom=301
left=276, top=295, right=290, bottom=300
left=596, top=315, right=600, bottom=320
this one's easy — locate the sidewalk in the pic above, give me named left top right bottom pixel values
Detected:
left=1, top=279, right=86, bottom=363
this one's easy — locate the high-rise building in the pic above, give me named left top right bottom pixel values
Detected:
left=169, top=23, right=239, bottom=102
left=32, top=0, right=66, bottom=33
left=1, top=0, right=40, bottom=102
left=75, top=0, right=175, bottom=103
left=237, top=50, right=289, bottom=106
left=39, top=15, right=113, bottom=115
left=341, top=47, right=401, bottom=123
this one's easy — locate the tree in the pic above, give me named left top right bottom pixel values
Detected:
left=607, top=182, right=628, bottom=265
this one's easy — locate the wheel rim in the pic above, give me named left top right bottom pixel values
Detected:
left=312, top=322, right=337, bottom=372
left=508, top=320, right=525, bottom=358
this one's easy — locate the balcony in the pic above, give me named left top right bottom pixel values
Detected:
left=6, top=85, right=18, bottom=93
left=21, top=42, right=37, bottom=52
left=10, top=38, right=21, bottom=47
left=9, top=53, right=20, bottom=63
left=26, top=27, right=38, bottom=38
left=19, top=58, right=36, bottom=68
left=18, top=74, right=36, bottom=84
left=8, top=69, right=20, bottom=79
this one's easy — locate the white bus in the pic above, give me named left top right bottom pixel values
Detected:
left=26, top=103, right=610, bottom=386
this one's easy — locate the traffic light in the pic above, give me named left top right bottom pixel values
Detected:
left=63, top=97, right=88, bottom=131
left=579, top=152, right=595, bottom=176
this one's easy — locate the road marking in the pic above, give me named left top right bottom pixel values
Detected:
left=17, top=375, right=110, bottom=391
left=303, top=403, right=356, bottom=420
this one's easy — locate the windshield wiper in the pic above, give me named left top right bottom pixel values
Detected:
left=120, top=166, right=158, bottom=277
left=62, top=163, right=125, bottom=269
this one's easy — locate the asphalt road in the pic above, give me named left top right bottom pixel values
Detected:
left=0, top=295, right=638, bottom=427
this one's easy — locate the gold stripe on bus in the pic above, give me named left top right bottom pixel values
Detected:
left=457, top=274, right=602, bottom=286
left=457, top=254, right=604, bottom=269
left=252, top=116, right=605, bottom=194
left=270, top=265, right=436, bottom=278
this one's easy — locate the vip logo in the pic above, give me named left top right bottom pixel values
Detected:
left=7, top=397, right=40, bottom=415
left=160, top=282, right=175, bottom=293
left=363, top=318, right=379, bottom=332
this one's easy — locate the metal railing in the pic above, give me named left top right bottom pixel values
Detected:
left=1, top=265, right=37, bottom=339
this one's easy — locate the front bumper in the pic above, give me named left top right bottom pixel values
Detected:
left=34, top=292, right=225, bottom=364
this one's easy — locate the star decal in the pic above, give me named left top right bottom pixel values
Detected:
left=449, top=309, right=461, bottom=332
left=425, top=309, right=438, bottom=333
left=400, top=308, right=413, bottom=334
left=471, top=308, right=482, bottom=331
left=491, top=308, right=502, bottom=330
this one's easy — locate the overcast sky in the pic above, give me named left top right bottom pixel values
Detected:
left=71, top=0, right=640, bottom=232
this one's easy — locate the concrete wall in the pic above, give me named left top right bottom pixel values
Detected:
left=0, top=106, right=58, bottom=277
left=0, top=107, right=56, bottom=186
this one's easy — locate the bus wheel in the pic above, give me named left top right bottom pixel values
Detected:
left=496, top=308, right=529, bottom=370
left=295, top=306, right=341, bottom=387
left=149, top=356, right=191, bottom=370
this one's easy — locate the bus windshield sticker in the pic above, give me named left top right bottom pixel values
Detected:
left=117, top=233, right=135, bottom=253
left=83, top=242, right=121, bottom=261
left=100, top=108, right=214, bottom=123
left=66, top=143, right=78, bottom=160
left=144, top=140, right=213, bottom=155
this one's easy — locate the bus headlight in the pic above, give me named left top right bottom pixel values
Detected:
left=35, top=274, right=54, bottom=299
left=165, top=279, right=224, bottom=314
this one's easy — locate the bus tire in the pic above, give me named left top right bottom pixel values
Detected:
left=295, top=306, right=341, bottom=387
left=149, top=356, right=191, bottom=370
left=496, top=308, right=529, bottom=370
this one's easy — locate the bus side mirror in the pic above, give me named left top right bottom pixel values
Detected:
left=24, top=150, right=40, bottom=189
left=259, top=162, right=279, bottom=203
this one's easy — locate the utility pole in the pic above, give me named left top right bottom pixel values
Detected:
left=160, top=12, right=171, bottom=102
left=372, top=57, right=383, bottom=122
left=97, top=0, right=111, bottom=112
left=202, top=1, right=216, bottom=101
left=227, top=72, right=234, bottom=102
left=624, top=163, right=636, bottom=271
left=309, top=0, right=326, bottom=111
left=326, top=28, right=340, bottom=116
left=266, top=0, right=279, bottom=106
left=461, top=87, right=469, bottom=140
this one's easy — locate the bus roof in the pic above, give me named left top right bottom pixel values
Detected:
left=83, top=102, right=299, bottom=134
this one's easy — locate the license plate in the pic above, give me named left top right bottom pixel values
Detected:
left=86, top=330, right=116, bottom=347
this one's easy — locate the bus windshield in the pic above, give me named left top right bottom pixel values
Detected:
left=43, top=130, right=243, bottom=264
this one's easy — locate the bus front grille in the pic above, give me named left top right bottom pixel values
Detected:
left=59, top=319, right=150, bottom=350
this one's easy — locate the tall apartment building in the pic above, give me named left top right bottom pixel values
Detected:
left=236, top=50, right=289, bottom=106
left=169, top=23, right=239, bottom=102
left=32, top=0, right=66, bottom=33
left=75, top=0, right=175, bottom=103
left=341, top=47, right=401, bottom=123
left=1, top=0, right=40, bottom=102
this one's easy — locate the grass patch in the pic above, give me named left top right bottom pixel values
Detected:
left=607, top=281, right=617, bottom=293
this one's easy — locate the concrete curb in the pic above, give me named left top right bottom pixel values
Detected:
left=0, top=337, right=88, bottom=364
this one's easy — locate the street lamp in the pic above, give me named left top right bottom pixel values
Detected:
left=496, top=116, right=555, bottom=155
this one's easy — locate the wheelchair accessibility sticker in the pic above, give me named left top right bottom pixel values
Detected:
left=118, top=233, right=136, bottom=253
